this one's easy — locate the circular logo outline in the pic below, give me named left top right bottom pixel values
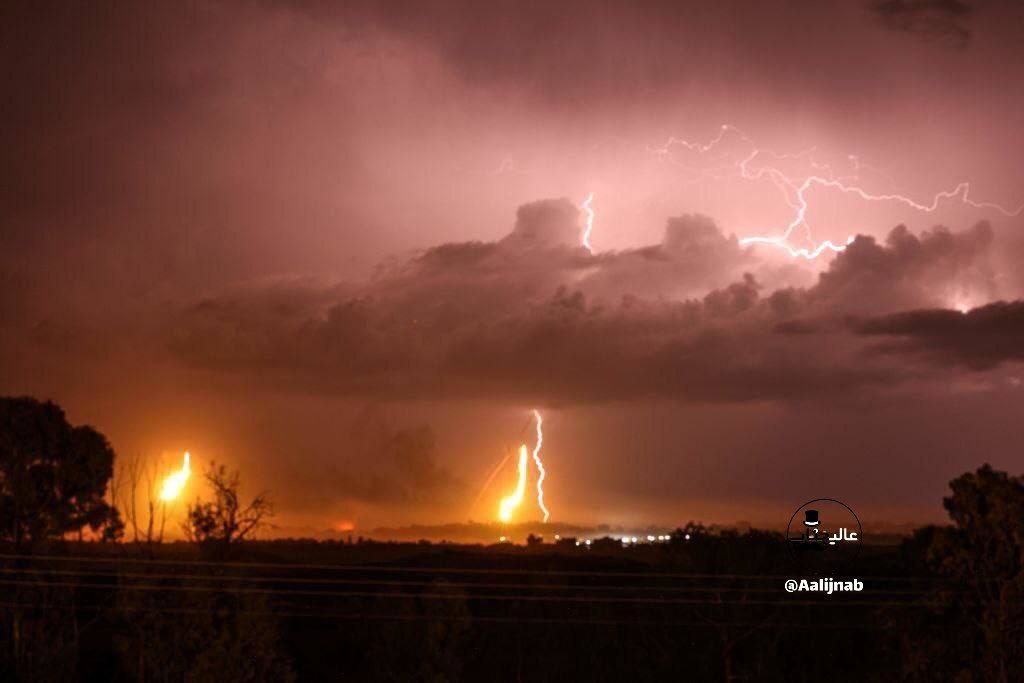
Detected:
left=785, top=497, right=863, bottom=571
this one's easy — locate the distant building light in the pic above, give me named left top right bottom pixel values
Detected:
left=684, top=533, right=691, bottom=540
left=584, top=539, right=591, bottom=546
left=647, top=535, right=655, bottom=542
left=499, top=536, right=507, bottom=542
left=631, top=536, right=638, bottom=543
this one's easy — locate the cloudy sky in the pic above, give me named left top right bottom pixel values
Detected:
left=3, top=0, right=1024, bottom=536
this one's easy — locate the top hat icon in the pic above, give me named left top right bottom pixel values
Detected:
left=803, top=509, right=819, bottom=526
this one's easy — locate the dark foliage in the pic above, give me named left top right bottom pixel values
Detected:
left=0, top=396, right=119, bottom=547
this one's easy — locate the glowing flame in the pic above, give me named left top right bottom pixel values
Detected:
left=580, top=192, right=596, bottom=253
left=158, top=451, right=191, bottom=502
left=649, top=124, right=1022, bottom=260
left=530, top=409, right=550, bottom=523
left=495, top=410, right=551, bottom=524
left=498, top=445, right=529, bottom=523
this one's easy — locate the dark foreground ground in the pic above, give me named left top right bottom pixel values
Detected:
left=2, top=524, right=1007, bottom=683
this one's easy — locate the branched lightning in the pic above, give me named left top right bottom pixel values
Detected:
left=649, top=124, right=1023, bottom=260
left=580, top=192, right=596, bottom=253
left=530, top=409, right=549, bottom=523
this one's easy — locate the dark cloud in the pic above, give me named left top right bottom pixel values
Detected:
left=579, top=214, right=751, bottom=300
left=855, top=300, right=1024, bottom=369
left=809, top=221, right=995, bottom=315
left=871, top=0, right=974, bottom=47
left=503, top=198, right=583, bottom=247
left=332, top=0, right=986, bottom=104
left=167, top=202, right=1007, bottom=404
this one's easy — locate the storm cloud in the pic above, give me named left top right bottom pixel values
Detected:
left=169, top=202, right=1011, bottom=404
left=856, top=300, right=1024, bottom=369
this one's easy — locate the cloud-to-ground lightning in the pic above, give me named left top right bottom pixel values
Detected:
left=580, top=192, right=596, bottom=253
left=498, top=445, right=529, bottom=523
left=530, top=409, right=550, bottom=523
left=649, top=124, right=1023, bottom=260
left=158, top=451, right=191, bottom=502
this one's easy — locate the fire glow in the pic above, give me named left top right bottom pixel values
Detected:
left=158, top=451, right=191, bottom=502
left=498, top=445, right=529, bottom=523
left=497, top=410, right=551, bottom=523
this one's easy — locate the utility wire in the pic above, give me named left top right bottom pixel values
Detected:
left=0, top=553, right=968, bottom=583
left=0, top=600, right=878, bottom=629
left=0, top=577, right=950, bottom=607
left=0, top=566, right=943, bottom=595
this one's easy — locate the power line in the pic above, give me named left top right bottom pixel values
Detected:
left=0, top=566, right=942, bottom=595
left=0, top=600, right=878, bottom=629
left=0, top=553, right=965, bottom=583
left=0, top=578, right=946, bottom=608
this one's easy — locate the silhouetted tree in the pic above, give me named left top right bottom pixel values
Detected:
left=185, top=461, right=273, bottom=559
left=0, top=397, right=122, bottom=680
left=0, top=396, right=119, bottom=549
left=936, top=465, right=1024, bottom=681
left=894, top=464, right=1024, bottom=682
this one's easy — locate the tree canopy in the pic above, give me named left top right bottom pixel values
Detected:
left=0, top=396, right=118, bottom=547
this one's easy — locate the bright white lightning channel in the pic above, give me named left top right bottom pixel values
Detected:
left=580, top=192, right=596, bottom=253
left=649, top=124, right=1023, bottom=260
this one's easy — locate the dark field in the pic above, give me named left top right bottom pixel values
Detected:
left=1, top=522, right=1010, bottom=682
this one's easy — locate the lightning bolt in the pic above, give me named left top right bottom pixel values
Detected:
left=649, top=124, right=1023, bottom=260
left=580, top=192, right=596, bottom=253
left=530, top=409, right=549, bottom=523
